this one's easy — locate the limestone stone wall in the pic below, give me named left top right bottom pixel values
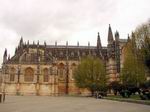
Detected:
left=106, top=58, right=117, bottom=82
left=5, top=83, right=17, bottom=95
left=3, top=60, right=91, bottom=96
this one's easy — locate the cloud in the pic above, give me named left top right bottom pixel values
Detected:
left=0, top=0, right=117, bottom=39
left=0, top=0, right=150, bottom=65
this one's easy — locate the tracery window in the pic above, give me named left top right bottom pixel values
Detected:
left=10, top=68, right=15, bottom=81
left=58, top=63, right=64, bottom=79
left=50, top=66, right=57, bottom=75
left=49, top=67, right=53, bottom=75
left=71, top=63, right=76, bottom=80
left=43, top=68, right=49, bottom=82
left=71, top=52, right=74, bottom=57
left=24, top=67, right=34, bottom=82
left=60, top=51, right=63, bottom=57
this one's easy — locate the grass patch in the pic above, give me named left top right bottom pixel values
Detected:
left=105, top=95, right=150, bottom=105
left=108, top=94, right=140, bottom=100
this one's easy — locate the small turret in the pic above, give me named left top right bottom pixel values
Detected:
left=27, top=40, right=29, bottom=46
left=88, top=41, right=91, bottom=55
left=131, top=32, right=136, bottom=45
left=97, top=32, right=102, bottom=49
left=8, top=54, right=10, bottom=61
left=44, top=41, right=47, bottom=47
left=66, top=41, right=68, bottom=47
left=107, top=25, right=115, bottom=58
left=37, top=40, right=39, bottom=47
left=131, top=32, right=135, bottom=39
left=33, top=41, right=35, bottom=45
left=127, top=34, right=130, bottom=42
left=77, top=41, right=79, bottom=46
left=19, top=36, right=24, bottom=47
left=77, top=41, right=80, bottom=59
left=3, top=48, right=7, bottom=64
left=108, top=24, right=114, bottom=44
left=88, top=41, right=90, bottom=47
left=115, top=31, right=119, bottom=41
left=15, top=47, right=18, bottom=54
left=55, top=41, right=57, bottom=46
left=37, top=40, right=40, bottom=62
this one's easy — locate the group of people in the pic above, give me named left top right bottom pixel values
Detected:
left=0, top=92, right=5, bottom=103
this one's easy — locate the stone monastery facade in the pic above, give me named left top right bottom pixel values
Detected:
left=2, top=25, right=127, bottom=95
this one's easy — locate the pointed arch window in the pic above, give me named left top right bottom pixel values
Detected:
left=71, top=52, right=74, bottom=56
left=58, top=63, right=65, bottom=79
left=24, top=67, right=34, bottom=82
left=71, top=63, right=76, bottom=80
left=43, top=68, right=49, bottom=82
left=10, top=68, right=15, bottom=81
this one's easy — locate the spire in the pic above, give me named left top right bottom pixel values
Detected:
left=77, top=41, right=80, bottom=59
left=27, top=40, right=29, bottom=45
left=77, top=41, right=79, bottom=46
left=66, top=41, right=69, bottom=60
left=37, top=40, right=39, bottom=47
left=115, top=30, right=119, bottom=41
left=131, top=32, right=136, bottom=44
left=131, top=32, right=135, bottom=38
left=33, top=41, right=35, bottom=45
left=8, top=54, right=10, bottom=60
left=4, top=48, right=7, bottom=57
left=88, top=41, right=90, bottom=47
left=97, top=32, right=102, bottom=49
left=108, top=24, right=114, bottom=43
left=15, top=47, right=18, bottom=54
left=55, top=41, right=57, bottom=46
left=19, top=36, right=24, bottom=47
left=20, top=36, right=23, bottom=43
left=127, top=34, right=130, bottom=42
left=131, top=32, right=136, bottom=51
left=3, top=48, right=7, bottom=63
left=66, top=41, right=68, bottom=47
left=88, top=41, right=91, bottom=55
left=44, top=41, right=47, bottom=47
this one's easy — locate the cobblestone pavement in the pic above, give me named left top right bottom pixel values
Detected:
left=0, top=96, right=150, bottom=112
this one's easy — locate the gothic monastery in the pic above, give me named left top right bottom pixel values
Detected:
left=2, top=25, right=128, bottom=95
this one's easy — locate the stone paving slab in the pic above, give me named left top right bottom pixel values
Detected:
left=0, top=96, right=150, bottom=112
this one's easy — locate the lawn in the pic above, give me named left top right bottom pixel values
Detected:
left=105, top=94, right=150, bottom=105
left=108, top=94, right=141, bottom=100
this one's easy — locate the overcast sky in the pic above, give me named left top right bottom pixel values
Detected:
left=0, top=0, right=150, bottom=65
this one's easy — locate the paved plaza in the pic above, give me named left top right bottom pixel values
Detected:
left=0, top=96, right=150, bottom=112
